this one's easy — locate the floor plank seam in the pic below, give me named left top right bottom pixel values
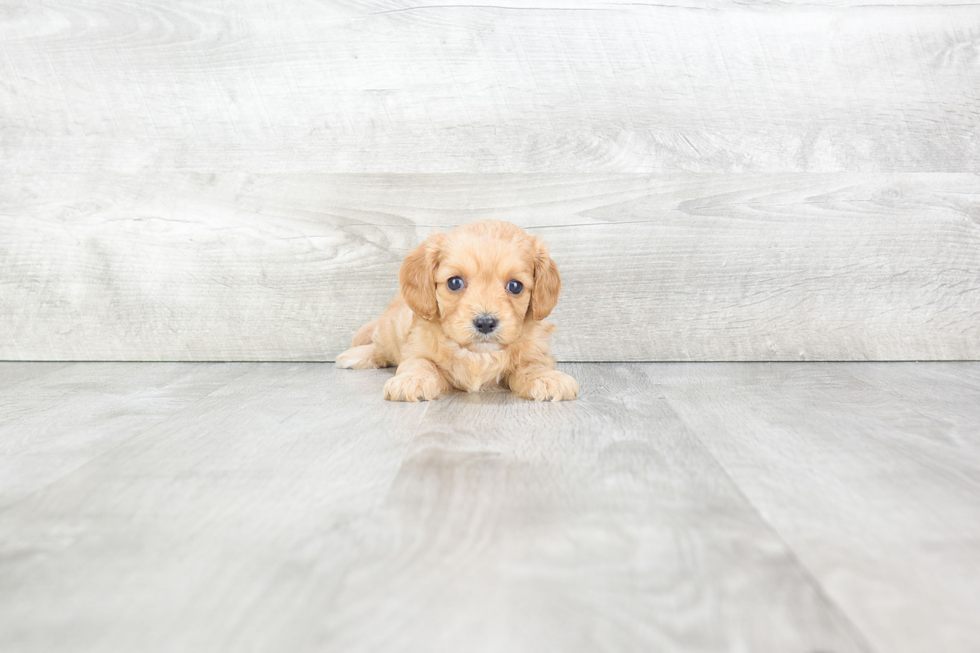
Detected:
left=657, top=390, right=882, bottom=653
left=0, top=363, right=259, bottom=517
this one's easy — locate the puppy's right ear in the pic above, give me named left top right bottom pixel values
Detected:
left=399, top=233, right=445, bottom=320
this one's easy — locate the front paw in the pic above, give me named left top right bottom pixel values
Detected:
left=521, top=370, right=579, bottom=402
left=384, top=373, right=443, bottom=402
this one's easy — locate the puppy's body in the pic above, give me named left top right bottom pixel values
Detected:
left=337, top=220, right=578, bottom=402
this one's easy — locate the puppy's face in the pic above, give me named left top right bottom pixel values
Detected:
left=400, top=221, right=561, bottom=350
left=434, top=235, right=533, bottom=350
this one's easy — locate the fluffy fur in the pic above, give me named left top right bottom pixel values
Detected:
left=337, top=220, right=578, bottom=402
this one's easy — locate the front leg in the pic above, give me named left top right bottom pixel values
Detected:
left=384, top=358, right=449, bottom=402
left=509, top=364, right=578, bottom=402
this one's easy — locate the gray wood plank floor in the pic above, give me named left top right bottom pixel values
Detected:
left=0, top=362, right=977, bottom=653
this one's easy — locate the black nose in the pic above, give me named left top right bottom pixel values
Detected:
left=473, top=314, right=499, bottom=334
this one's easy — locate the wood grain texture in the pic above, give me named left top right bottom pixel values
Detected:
left=0, top=362, right=69, bottom=390
left=3, top=1, right=979, bottom=360
left=2, top=172, right=978, bottom=361
left=0, top=362, right=870, bottom=653
left=655, top=362, right=980, bottom=653
left=0, top=362, right=248, bottom=509
left=2, top=0, right=978, bottom=174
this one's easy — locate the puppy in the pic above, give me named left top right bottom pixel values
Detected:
left=337, top=220, right=578, bottom=402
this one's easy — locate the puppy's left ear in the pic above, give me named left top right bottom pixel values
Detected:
left=399, top=233, right=445, bottom=320
left=530, top=236, right=561, bottom=321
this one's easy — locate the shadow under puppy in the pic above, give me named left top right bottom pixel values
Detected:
left=337, top=220, right=578, bottom=402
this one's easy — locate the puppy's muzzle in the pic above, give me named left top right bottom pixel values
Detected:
left=473, top=313, right=499, bottom=335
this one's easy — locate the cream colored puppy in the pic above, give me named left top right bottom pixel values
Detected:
left=337, top=220, right=578, bottom=402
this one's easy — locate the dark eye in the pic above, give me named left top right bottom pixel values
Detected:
left=506, top=280, right=524, bottom=295
left=446, top=276, right=465, bottom=291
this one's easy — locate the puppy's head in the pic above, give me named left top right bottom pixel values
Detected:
left=400, top=220, right=561, bottom=350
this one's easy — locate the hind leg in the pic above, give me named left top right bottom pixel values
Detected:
left=336, top=344, right=384, bottom=369
left=352, top=319, right=378, bottom=346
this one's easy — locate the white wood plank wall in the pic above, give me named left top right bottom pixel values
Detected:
left=1, top=1, right=978, bottom=361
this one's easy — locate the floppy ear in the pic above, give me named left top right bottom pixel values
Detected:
left=399, top=233, right=444, bottom=320
left=530, top=237, right=561, bottom=321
